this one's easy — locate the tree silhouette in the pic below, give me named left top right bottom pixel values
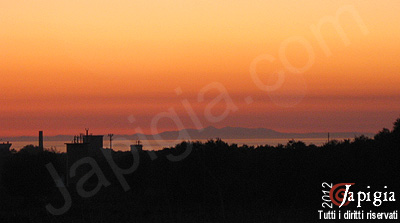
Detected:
left=1, top=117, right=400, bottom=222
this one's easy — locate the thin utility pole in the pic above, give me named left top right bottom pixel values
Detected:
left=108, top=134, right=114, bottom=149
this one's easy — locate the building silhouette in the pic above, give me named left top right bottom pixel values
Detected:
left=130, top=140, right=143, bottom=151
left=65, top=130, right=144, bottom=186
left=0, top=142, right=11, bottom=155
left=66, top=130, right=104, bottom=186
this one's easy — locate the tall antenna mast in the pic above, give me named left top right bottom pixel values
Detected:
left=108, top=134, right=114, bottom=149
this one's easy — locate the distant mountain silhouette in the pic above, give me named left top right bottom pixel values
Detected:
left=120, top=126, right=372, bottom=140
left=6, top=127, right=373, bottom=142
left=2, top=117, right=400, bottom=222
left=6, top=135, right=73, bottom=142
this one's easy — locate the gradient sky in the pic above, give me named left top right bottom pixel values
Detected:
left=1, top=0, right=400, bottom=136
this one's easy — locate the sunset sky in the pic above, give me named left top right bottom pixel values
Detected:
left=1, top=0, right=400, bottom=137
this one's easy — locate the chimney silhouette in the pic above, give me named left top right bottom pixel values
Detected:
left=39, top=131, right=43, bottom=151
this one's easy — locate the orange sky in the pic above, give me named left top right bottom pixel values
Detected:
left=1, top=0, right=400, bottom=136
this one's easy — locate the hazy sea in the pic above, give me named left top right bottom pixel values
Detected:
left=9, top=138, right=342, bottom=153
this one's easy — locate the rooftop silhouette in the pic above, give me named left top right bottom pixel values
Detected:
left=0, top=117, right=399, bottom=222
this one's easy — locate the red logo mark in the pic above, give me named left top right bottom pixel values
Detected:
left=329, top=183, right=355, bottom=207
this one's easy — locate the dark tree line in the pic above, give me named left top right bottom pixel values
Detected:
left=0, top=118, right=400, bottom=222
